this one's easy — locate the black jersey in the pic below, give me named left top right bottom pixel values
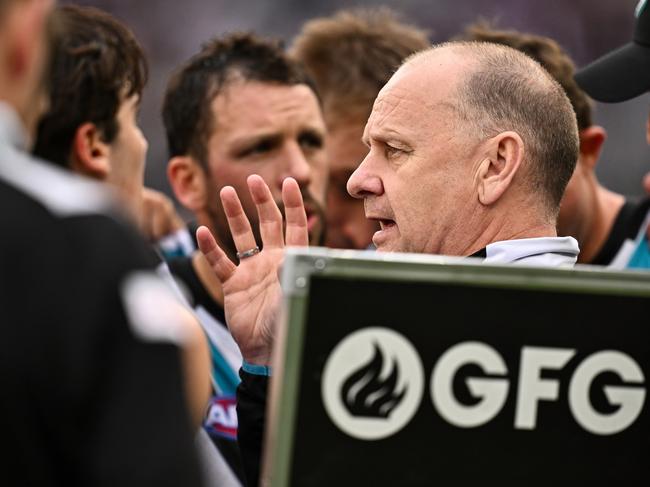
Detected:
left=590, top=197, right=650, bottom=268
left=168, top=255, right=245, bottom=485
left=0, top=107, right=202, bottom=486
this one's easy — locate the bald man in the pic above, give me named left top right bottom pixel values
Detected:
left=195, top=41, right=581, bottom=484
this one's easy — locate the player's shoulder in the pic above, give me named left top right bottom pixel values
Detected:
left=0, top=147, right=155, bottom=267
left=0, top=142, right=117, bottom=217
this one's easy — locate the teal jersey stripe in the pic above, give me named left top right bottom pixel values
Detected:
left=627, top=235, right=650, bottom=269
left=208, top=339, right=240, bottom=396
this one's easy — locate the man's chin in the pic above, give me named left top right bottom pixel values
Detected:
left=371, top=224, right=402, bottom=252
left=373, top=240, right=400, bottom=253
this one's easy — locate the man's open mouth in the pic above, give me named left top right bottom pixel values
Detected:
left=368, top=216, right=398, bottom=247
left=378, top=219, right=396, bottom=230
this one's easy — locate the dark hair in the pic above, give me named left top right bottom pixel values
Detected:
left=33, top=5, right=147, bottom=167
left=291, top=7, right=430, bottom=125
left=162, top=32, right=315, bottom=166
left=458, top=22, right=593, bottom=130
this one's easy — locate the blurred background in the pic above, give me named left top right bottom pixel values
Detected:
left=64, top=0, right=649, bottom=200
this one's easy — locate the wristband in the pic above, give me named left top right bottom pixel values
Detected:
left=242, top=361, right=273, bottom=376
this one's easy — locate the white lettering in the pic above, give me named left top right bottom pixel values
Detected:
left=569, top=351, right=646, bottom=435
left=431, top=342, right=509, bottom=428
left=514, top=347, right=575, bottom=430
left=207, top=403, right=238, bottom=429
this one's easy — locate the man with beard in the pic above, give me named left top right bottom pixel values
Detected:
left=162, top=32, right=328, bottom=486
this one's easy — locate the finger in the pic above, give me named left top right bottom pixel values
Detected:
left=220, top=186, right=258, bottom=254
left=283, top=177, right=308, bottom=247
left=196, top=225, right=236, bottom=282
left=248, top=174, right=284, bottom=249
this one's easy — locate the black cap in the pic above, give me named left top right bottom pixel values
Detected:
left=575, top=0, right=650, bottom=103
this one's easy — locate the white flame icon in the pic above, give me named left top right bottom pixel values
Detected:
left=322, top=327, right=425, bottom=440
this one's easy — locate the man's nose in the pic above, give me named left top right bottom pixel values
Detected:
left=280, top=141, right=311, bottom=189
left=347, top=154, right=383, bottom=199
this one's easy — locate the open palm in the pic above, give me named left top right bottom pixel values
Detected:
left=196, top=175, right=308, bottom=365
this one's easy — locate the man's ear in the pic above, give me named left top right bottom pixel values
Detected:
left=578, top=125, right=606, bottom=170
left=167, top=156, right=208, bottom=212
left=70, top=122, right=111, bottom=179
left=476, top=131, right=524, bottom=206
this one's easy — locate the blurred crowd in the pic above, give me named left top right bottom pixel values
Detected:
left=1, top=0, right=649, bottom=485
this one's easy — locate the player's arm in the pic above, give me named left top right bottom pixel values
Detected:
left=179, top=307, right=212, bottom=428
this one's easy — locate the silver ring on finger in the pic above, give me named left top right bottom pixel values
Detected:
left=236, top=246, right=260, bottom=260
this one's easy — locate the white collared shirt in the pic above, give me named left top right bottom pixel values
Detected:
left=0, top=101, right=115, bottom=217
left=484, top=236, right=580, bottom=267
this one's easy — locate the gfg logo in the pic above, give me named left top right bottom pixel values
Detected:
left=321, top=328, right=424, bottom=440
left=321, top=328, right=646, bottom=440
left=431, top=342, right=646, bottom=435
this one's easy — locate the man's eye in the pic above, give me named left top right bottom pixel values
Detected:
left=299, top=133, right=323, bottom=150
left=385, top=145, right=402, bottom=158
left=240, top=141, right=273, bottom=158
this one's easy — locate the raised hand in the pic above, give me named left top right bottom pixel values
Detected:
left=196, top=175, right=308, bottom=366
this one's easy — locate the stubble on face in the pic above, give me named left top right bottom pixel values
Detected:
left=201, top=80, right=328, bottom=258
left=325, top=119, right=379, bottom=249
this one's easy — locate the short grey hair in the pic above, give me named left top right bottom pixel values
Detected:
left=409, top=42, right=579, bottom=216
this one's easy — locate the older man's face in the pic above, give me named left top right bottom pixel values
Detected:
left=347, top=51, right=481, bottom=254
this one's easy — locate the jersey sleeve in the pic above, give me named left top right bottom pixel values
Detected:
left=236, top=369, right=269, bottom=487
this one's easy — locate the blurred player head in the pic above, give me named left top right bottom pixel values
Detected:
left=0, top=0, right=54, bottom=144
left=33, top=5, right=148, bottom=221
left=576, top=1, right=650, bottom=170
left=292, top=8, right=430, bottom=249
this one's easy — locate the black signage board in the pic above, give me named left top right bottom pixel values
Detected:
left=265, top=249, right=650, bottom=486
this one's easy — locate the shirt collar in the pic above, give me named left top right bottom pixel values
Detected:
left=0, top=102, right=29, bottom=152
left=485, top=236, right=580, bottom=265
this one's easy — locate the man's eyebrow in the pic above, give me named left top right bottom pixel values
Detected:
left=229, top=132, right=281, bottom=148
left=298, top=125, right=326, bottom=139
left=367, top=128, right=412, bottom=148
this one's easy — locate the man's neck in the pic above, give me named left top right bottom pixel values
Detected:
left=439, top=202, right=557, bottom=257
left=577, top=186, right=625, bottom=263
left=462, top=223, right=558, bottom=257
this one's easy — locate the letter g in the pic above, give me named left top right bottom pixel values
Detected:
left=431, top=342, right=509, bottom=428
left=569, top=351, right=645, bottom=435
